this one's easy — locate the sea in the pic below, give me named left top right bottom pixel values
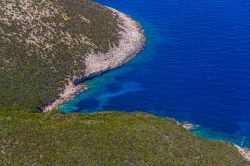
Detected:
left=60, top=0, right=250, bottom=148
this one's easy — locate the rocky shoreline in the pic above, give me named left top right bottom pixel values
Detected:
left=180, top=122, right=250, bottom=161
left=42, top=7, right=145, bottom=112
left=235, top=145, right=250, bottom=161
left=42, top=82, right=87, bottom=112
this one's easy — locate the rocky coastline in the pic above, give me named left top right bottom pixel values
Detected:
left=180, top=121, right=250, bottom=161
left=42, top=82, right=87, bottom=112
left=235, top=145, right=250, bottom=161
left=42, top=7, right=145, bottom=112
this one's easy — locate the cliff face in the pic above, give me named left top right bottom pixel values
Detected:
left=0, top=0, right=142, bottom=110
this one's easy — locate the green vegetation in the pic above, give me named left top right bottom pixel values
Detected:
left=0, top=109, right=248, bottom=165
left=0, top=0, right=120, bottom=110
left=1, top=1, right=249, bottom=165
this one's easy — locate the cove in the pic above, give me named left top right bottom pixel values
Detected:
left=60, top=0, right=250, bottom=148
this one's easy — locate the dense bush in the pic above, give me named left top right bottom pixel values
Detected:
left=0, top=109, right=248, bottom=165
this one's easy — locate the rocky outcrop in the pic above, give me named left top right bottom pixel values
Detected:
left=182, top=122, right=194, bottom=130
left=181, top=121, right=199, bottom=130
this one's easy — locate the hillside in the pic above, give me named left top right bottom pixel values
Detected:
left=1, top=1, right=249, bottom=165
left=0, top=0, right=145, bottom=111
left=0, top=109, right=248, bottom=165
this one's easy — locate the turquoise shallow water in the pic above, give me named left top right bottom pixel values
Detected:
left=60, top=0, right=250, bottom=148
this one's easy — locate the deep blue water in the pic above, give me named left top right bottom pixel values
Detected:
left=61, top=0, right=250, bottom=148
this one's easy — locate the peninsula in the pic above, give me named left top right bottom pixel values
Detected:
left=42, top=7, right=145, bottom=112
left=0, top=0, right=144, bottom=111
